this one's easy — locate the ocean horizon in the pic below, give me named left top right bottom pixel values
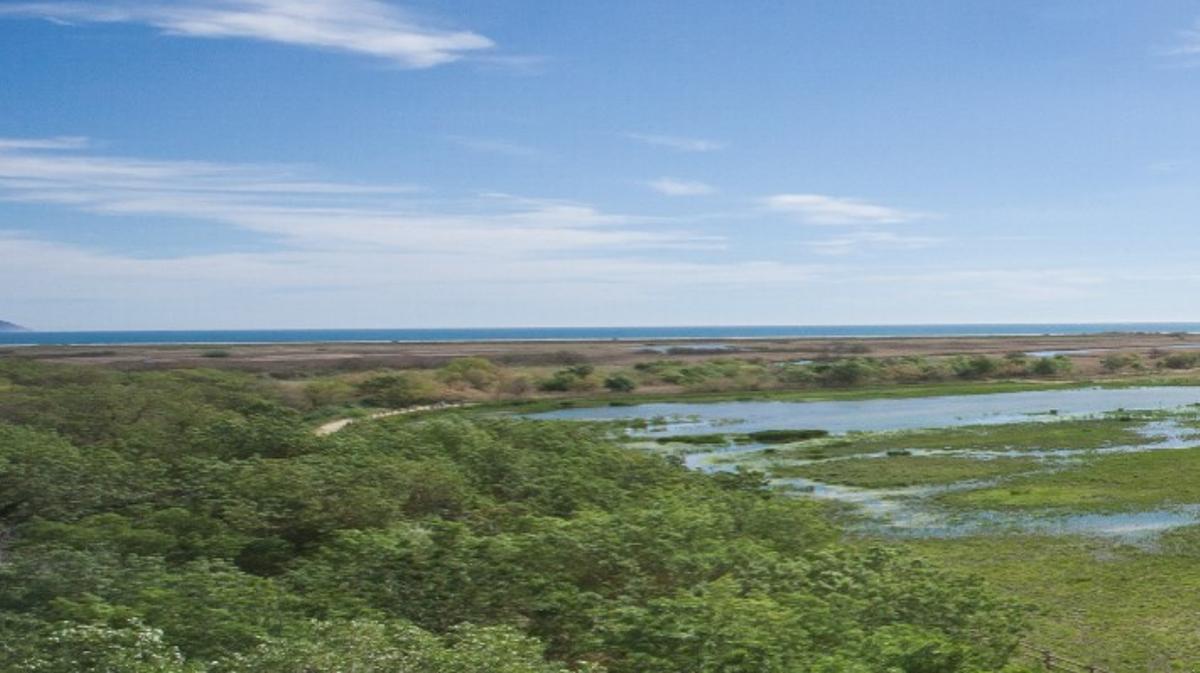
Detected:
left=3, top=322, right=1200, bottom=346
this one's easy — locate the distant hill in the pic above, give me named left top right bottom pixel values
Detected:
left=0, top=320, right=29, bottom=332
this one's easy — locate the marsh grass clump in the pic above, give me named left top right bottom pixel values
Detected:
left=746, top=428, right=830, bottom=443
left=654, top=433, right=731, bottom=445
left=771, top=454, right=1040, bottom=488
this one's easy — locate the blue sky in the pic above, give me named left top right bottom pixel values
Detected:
left=3, top=1, right=1200, bottom=330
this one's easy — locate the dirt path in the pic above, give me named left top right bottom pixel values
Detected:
left=314, top=402, right=467, bottom=436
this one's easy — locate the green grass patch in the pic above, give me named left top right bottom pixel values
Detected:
left=940, top=445, right=1200, bottom=511
left=750, top=416, right=1160, bottom=465
left=910, top=534, right=1200, bottom=671
left=843, top=416, right=1157, bottom=452
left=768, top=455, right=1040, bottom=488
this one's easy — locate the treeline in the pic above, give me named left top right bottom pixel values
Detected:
left=0, top=361, right=1032, bottom=672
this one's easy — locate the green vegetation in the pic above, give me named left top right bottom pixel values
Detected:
left=0, top=360, right=1032, bottom=672
left=538, top=364, right=599, bottom=392
left=623, top=353, right=1077, bottom=395
left=749, top=417, right=1161, bottom=464
left=769, top=455, right=1040, bottom=488
left=653, top=433, right=733, bottom=445
left=941, top=445, right=1200, bottom=511
left=748, top=428, right=830, bottom=443
left=357, top=371, right=437, bottom=407
left=656, top=429, right=830, bottom=447
left=1101, top=352, right=1142, bottom=373
left=913, top=534, right=1200, bottom=672
left=435, top=356, right=500, bottom=390
left=603, top=373, right=637, bottom=392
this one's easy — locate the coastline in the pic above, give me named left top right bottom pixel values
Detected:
left=4, top=322, right=1200, bottom=347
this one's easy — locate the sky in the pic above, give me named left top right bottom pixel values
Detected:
left=3, top=1, right=1200, bottom=330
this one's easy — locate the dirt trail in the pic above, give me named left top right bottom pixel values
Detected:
left=314, top=402, right=466, bottom=436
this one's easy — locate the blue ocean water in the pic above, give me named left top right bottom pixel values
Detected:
left=2, top=323, right=1200, bottom=346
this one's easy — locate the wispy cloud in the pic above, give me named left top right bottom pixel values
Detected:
left=0, top=136, right=718, bottom=255
left=446, top=136, right=545, bottom=160
left=627, top=133, right=726, bottom=152
left=647, top=177, right=715, bottom=197
left=1148, top=159, right=1189, bottom=173
left=0, top=136, right=91, bottom=151
left=1155, top=19, right=1200, bottom=67
left=0, top=0, right=494, bottom=68
left=1169, top=21, right=1200, bottom=52
left=807, top=231, right=942, bottom=256
left=765, top=193, right=928, bottom=225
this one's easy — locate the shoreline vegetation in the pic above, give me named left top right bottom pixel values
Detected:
left=5, top=334, right=1200, bottom=670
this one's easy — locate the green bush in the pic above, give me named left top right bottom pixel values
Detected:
left=1028, top=356, right=1072, bottom=376
left=950, top=355, right=998, bottom=380
left=436, top=358, right=500, bottom=391
left=357, top=373, right=436, bottom=407
left=604, top=374, right=637, bottom=393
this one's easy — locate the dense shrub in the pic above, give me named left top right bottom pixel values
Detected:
left=357, top=372, right=436, bottom=407
left=436, top=357, right=500, bottom=391
left=1028, top=356, right=1073, bottom=376
left=604, top=374, right=638, bottom=393
left=0, top=361, right=1029, bottom=672
left=1101, top=353, right=1140, bottom=373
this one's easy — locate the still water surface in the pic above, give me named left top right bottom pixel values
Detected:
left=532, top=386, right=1200, bottom=435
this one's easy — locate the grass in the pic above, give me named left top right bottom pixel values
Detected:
left=941, top=445, right=1200, bottom=512
left=768, top=454, right=1040, bottom=488
left=747, top=416, right=1163, bottom=463
left=911, top=533, right=1200, bottom=672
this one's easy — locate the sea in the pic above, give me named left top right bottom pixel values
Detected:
left=2, top=323, right=1200, bottom=346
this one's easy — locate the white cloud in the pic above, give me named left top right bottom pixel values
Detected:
left=446, top=136, right=545, bottom=160
left=807, top=231, right=941, bottom=256
left=0, top=0, right=493, bottom=68
left=627, top=133, right=725, bottom=152
left=0, top=136, right=91, bottom=151
left=647, top=177, right=715, bottom=197
left=1148, top=159, right=1188, bottom=173
left=0, top=136, right=719, bottom=256
left=765, top=193, right=928, bottom=225
left=1163, top=20, right=1200, bottom=60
